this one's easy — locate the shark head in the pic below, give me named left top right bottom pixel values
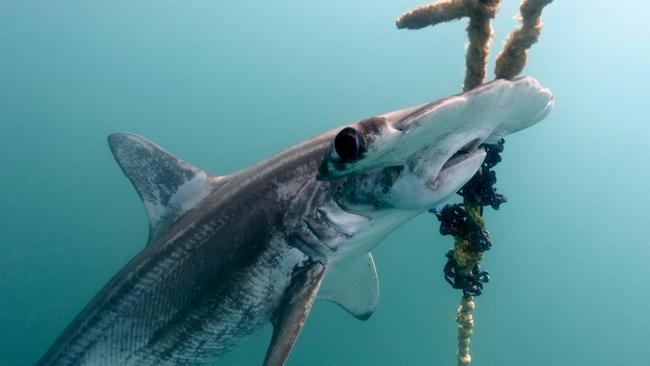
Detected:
left=316, top=77, right=553, bottom=212
left=290, top=77, right=554, bottom=323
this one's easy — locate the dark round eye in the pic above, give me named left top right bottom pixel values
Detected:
left=334, top=127, right=364, bottom=162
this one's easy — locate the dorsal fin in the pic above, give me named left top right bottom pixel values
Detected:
left=317, top=253, right=379, bottom=320
left=108, top=132, right=218, bottom=244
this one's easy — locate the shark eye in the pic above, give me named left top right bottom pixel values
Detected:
left=334, top=127, right=364, bottom=162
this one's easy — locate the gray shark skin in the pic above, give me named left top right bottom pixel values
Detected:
left=37, top=77, right=553, bottom=366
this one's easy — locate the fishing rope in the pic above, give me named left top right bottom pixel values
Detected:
left=396, top=0, right=502, bottom=92
left=436, top=141, right=505, bottom=365
left=396, top=1, right=554, bottom=364
left=455, top=295, right=475, bottom=364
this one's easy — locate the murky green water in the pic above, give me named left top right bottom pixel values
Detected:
left=2, top=1, right=649, bottom=365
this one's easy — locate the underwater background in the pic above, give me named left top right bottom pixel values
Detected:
left=1, top=1, right=648, bottom=365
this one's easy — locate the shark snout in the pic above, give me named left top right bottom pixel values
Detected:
left=317, top=77, right=553, bottom=211
left=371, top=77, right=553, bottom=210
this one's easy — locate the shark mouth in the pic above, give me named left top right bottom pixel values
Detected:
left=440, top=139, right=483, bottom=172
left=424, top=138, right=486, bottom=200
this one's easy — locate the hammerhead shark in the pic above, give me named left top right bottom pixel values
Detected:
left=37, top=76, right=553, bottom=366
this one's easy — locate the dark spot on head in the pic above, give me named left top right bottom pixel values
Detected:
left=356, top=116, right=388, bottom=144
left=357, top=116, right=386, bottom=134
left=378, top=166, right=405, bottom=194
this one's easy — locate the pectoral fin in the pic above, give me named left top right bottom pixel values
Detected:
left=264, top=262, right=326, bottom=366
left=318, top=253, right=379, bottom=320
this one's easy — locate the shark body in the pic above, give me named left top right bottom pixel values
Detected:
left=38, top=77, right=553, bottom=366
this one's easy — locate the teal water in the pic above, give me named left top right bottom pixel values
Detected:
left=2, top=1, right=649, bottom=365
